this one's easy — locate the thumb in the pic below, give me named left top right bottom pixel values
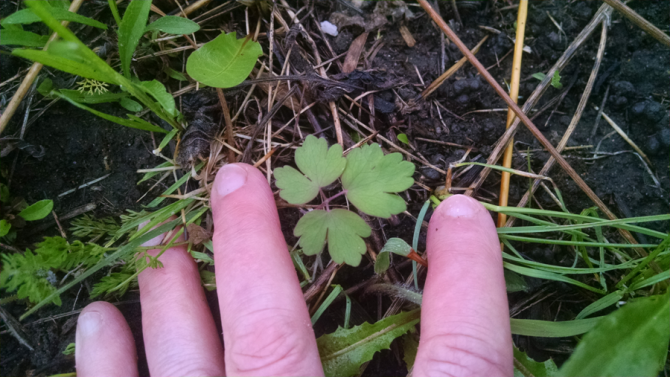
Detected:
left=414, top=195, right=512, bottom=377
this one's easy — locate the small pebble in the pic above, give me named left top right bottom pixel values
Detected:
left=422, top=168, right=441, bottom=180
left=320, top=21, right=338, bottom=36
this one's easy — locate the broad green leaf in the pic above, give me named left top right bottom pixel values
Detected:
left=145, top=16, right=200, bottom=34
left=0, top=29, right=48, bottom=47
left=119, top=97, right=143, bottom=112
left=186, top=31, right=263, bottom=88
left=294, top=209, right=371, bottom=266
left=18, top=199, right=53, bottom=221
left=342, top=143, right=414, bottom=218
left=317, top=309, right=420, bottom=377
left=397, top=133, right=409, bottom=145
left=374, top=237, right=411, bottom=274
left=275, top=135, right=346, bottom=204
left=118, top=0, right=152, bottom=79
left=56, top=91, right=166, bottom=133
left=58, top=89, right=127, bottom=104
left=13, top=45, right=117, bottom=84
left=513, top=345, right=558, bottom=377
left=0, top=220, right=11, bottom=237
left=1, top=8, right=107, bottom=29
left=504, top=269, right=529, bottom=293
left=140, top=80, right=176, bottom=117
left=48, top=0, right=71, bottom=10
left=558, top=293, right=670, bottom=377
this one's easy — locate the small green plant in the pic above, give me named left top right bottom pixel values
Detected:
left=532, top=70, right=563, bottom=89
left=9, top=0, right=202, bottom=133
left=275, top=136, right=415, bottom=266
left=186, top=31, right=263, bottom=88
left=0, top=237, right=106, bottom=305
left=62, top=342, right=75, bottom=356
left=0, top=183, right=53, bottom=240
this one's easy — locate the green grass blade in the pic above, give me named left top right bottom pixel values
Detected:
left=311, top=285, right=343, bottom=325
left=499, top=234, right=658, bottom=248
left=55, top=91, right=166, bottom=133
left=629, top=270, right=670, bottom=291
left=504, top=263, right=605, bottom=294
left=118, top=0, right=151, bottom=79
left=510, top=317, right=601, bottom=337
left=576, top=290, right=624, bottom=319
left=0, top=29, right=49, bottom=47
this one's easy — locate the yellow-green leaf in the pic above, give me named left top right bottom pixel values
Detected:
left=342, top=143, right=414, bottom=218
left=294, top=209, right=370, bottom=266
left=186, top=31, right=262, bottom=88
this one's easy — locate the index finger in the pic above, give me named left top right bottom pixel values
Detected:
left=414, top=195, right=512, bottom=377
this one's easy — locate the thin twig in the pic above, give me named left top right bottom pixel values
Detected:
left=498, top=0, right=528, bottom=228
left=603, top=0, right=670, bottom=47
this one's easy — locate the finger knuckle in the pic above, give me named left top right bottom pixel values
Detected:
left=417, top=330, right=510, bottom=377
left=227, top=308, right=311, bottom=375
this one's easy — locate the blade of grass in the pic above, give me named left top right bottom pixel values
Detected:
left=504, top=262, right=605, bottom=294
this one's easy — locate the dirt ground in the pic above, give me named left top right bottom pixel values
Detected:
left=1, top=0, right=668, bottom=375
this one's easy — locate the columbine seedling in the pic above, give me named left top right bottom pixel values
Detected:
left=275, top=135, right=415, bottom=266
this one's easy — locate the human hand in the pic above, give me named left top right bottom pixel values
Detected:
left=74, top=163, right=512, bottom=376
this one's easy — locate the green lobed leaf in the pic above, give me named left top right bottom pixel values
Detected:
left=18, top=199, right=53, bottom=221
left=186, top=31, right=263, bottom=88
left=145, top=16, right=200, bottom=34
left=1, top=7, right=107, bottom=29
left=558, top=293, right=670, bottom=377
left=294, top=209, right=371, bottom=266
left=118, top=0, right=152, bottom=79
left=513, top=345, right=558, bottom=377
left=342, top=143, right=414, bottom=218
left=275, top=135, right=346, bottom=204
left=317, top=309, right=420, bottom=377
left=0, top=220, right=11, bottom=237
left=551, top=71, right=563, bottom=89
left=0, top=29, right=49, bottom=47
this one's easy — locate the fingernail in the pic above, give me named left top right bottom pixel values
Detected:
left=442, top=195, right=481, bottom=219
left=78, top=311, right=102, bottom=337
left=215, top=164, right=248, bottom=198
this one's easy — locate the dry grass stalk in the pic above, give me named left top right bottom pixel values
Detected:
left=497, top=0, right=528, bottom=228
left=421, top=35, right=489, bottom=99
left=507, top=21, right=608, bottom=223
left=467, top=3, right=613, bottom=194
left=417, top=0, right=650, bottom=253
left=600, top=111, right=652, bottom=166
left=0, top=0, right=85, bottom=135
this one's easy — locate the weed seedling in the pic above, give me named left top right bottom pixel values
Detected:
left=275, top=136, right=415, bottom=266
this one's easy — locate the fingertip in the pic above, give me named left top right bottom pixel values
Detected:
left=76, top=302, right=138, bottom=377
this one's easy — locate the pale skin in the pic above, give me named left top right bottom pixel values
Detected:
left=75, top=163, right=513, bottom=377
